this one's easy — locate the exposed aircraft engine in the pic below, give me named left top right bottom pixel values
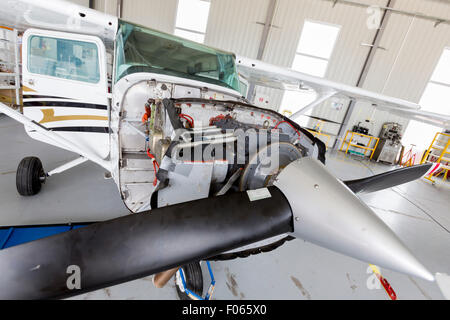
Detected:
left=116, top=82, right=325, bottom=213
left=114, top=84, right=325, bottom=257
left=155, top=103, right=309, bottom=208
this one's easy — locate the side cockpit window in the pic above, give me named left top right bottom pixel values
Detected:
left=28, top=36, right=100, bottom=84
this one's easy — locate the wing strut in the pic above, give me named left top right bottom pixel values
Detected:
left=290, top=90, right=337, bottom=120
left=0, top=103, right=111, bottom=171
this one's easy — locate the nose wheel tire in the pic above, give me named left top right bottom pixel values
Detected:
left=16, top=157, right=46, bottom=196
left=175, top=262, right=204, bottom=300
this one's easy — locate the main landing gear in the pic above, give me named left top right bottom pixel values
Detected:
left=16, top=157, right=46, bottom=196
left=15, top=156, right=88, bottom=196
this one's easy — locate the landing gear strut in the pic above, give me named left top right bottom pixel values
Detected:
left=15, top=156, right=89, bottom=196
left=16, top=157, right=46, bottom=196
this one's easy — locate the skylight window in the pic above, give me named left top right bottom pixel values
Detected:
left=174, top=0, right=211, bottom=43
left=403, top=48, right=450, bottom=150
left=280, top=20, right=341, bottom=124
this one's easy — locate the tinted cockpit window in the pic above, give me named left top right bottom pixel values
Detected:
left=115, top=21, right=240, bottom=92
left=28, top=36, right=100, bottom=84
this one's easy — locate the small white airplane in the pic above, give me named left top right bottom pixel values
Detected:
left=0, top=0, right=449, bottom=300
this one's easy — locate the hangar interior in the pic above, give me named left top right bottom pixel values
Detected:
left=0, top=0, right=449, bottom=300
left=54, top=0, right=450, bottom=178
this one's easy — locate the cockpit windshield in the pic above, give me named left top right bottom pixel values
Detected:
left=115, top=21, right=241, bottom=92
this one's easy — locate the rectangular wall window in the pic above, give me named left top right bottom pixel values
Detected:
left=403, top=48, right=450, bottom=150
left=175, top=0, right=211, bottom=43
left=293, top=20, right=341, bottom=77
left=280, top=20, right=341, bottom=125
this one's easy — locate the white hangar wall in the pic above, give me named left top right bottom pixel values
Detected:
left=67, top=0, right=90, bottom=7
left=344, top=0, right=450, bottom=148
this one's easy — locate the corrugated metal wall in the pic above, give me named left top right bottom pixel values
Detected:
left=205, top=0, right=271, bottom=58
left=121, top=0, right=178, bottom=33
left=90, top=0, right=178, bottom=33
left=93, top=0, right=117, bottom=15
left=341, top=0, right=450, bottom=147
left=68, top=0, right=89, bottom=7
left=86, top=0, right=450, bottom=144
left=255, top=0, right=388, bottom=118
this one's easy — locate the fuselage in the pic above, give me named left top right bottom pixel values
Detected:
left=1, top=0, right=323, bottom=213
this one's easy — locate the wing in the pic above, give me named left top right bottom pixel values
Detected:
left=0, top=0, right=117, bottom=44
left=236, top=56, right=450, bottom=128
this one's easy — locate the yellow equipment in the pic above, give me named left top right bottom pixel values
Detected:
left=422, top=132, right=450, bottom=183
left=340, top=130, right=380, bottom=160
left=307, top=120, right=332, bottom=150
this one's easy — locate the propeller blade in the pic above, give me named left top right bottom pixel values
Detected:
left=0, top=187, right=293, bottom=299
left=344, top=163, right=433, bottom=194
left=274, top=158, right=434, bottom=282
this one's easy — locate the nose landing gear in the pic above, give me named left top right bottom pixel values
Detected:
left=175, top=261, right=216, bottom=300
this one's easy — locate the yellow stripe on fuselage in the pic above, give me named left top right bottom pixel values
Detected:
left=22, top=86, right=36, bottom=92
left=39, top=109, right=108, bottom=124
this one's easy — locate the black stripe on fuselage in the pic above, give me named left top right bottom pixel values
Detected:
left=49, top=127, right=110, bottom=133
left=23, top=101, right=108, bottom=110
left=31, top=121, right=50, bottom=131
left=22, top=95, right=75, bottom=100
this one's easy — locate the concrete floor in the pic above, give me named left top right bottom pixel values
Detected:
left=0, top=115, right=449, bottom=300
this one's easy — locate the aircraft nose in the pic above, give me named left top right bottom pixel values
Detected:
left=274, top=157, right=435, bottom=282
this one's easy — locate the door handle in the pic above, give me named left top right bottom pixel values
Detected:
left=27, top=79, right=35, bottom=86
